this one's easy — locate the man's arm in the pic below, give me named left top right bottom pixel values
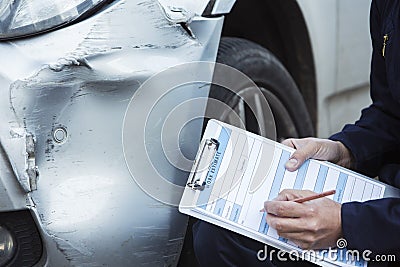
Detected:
left=264, top=190, right=400, bottom=257
left=263, top=0, right=400, bottom=255
left=342, top=198, right=400, bottom=257
left=330, top=105, right=400, bottom=177
left=330, top=0, right=400, bottom=177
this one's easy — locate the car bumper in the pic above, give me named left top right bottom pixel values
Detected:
left=0, top=0, right=224, bottom=265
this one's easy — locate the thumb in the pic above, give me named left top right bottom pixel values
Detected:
left=285, top=140, right=319, bottom=171
left=281, top=138, right=296, bottom=148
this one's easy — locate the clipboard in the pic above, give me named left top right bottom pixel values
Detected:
left=179, top=119, right=400, bottom=267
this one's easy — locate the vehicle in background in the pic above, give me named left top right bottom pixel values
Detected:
left=215, top=0, right=372, bottom=139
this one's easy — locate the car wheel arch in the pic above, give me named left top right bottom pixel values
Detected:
left=221, top=0, right=317, bottom=129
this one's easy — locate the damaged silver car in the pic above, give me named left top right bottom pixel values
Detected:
left=0, top=0, right=372, bottom=266
left=0, top=0, right=234, bottom=266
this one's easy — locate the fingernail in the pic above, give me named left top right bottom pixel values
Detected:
left=286, top=158, right=298, bottom=169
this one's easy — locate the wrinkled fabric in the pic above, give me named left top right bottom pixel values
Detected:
left=330, top=0, right=400, bottom=257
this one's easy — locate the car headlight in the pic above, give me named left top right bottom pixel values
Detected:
left=0, top=226, right=15, bottom=266
left=0, top=0, right=113, bottom=40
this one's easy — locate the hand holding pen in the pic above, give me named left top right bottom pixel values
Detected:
left=261, top=189, right=342, bottom=250
left=260, top=189, right=336, bottom=212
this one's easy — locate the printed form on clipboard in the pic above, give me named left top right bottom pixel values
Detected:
left=179, top=119, right=393, bottom=267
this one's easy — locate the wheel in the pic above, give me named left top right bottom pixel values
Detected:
left=178, top=37, right=315, bottom=267
left=210, top=37, right=314, bottom=140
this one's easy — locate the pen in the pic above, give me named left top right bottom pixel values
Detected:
left=292, top=189, right=336, bottom=203
left=260, top=189, right=336, bottom=212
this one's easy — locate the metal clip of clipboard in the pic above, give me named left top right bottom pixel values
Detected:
left=187, top=138, right=219, bottom=191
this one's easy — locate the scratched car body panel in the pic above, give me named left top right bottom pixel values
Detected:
left=0, top=0, right=229, bottom=266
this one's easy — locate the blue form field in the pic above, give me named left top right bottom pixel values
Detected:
left=314, top=165, right=328, bottom=193
left=214, top=198, right=226, bottom=216
left=294, top=160, right=310, bottom=190
left=334, top=173, right=348, bottom=202
left=230, top=204, right=242, bottom=223
left=197, top=127, right=231, bottom=208
left=258, top=213, right=268, bottom=233
left=258, top=150, right=291, bottom=234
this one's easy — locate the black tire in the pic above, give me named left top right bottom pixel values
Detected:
left=210, top=37, right=314, bottom=139
left=178, top=37, right=315, bottom=267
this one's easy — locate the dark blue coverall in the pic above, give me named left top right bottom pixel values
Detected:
left=193, top=0, right=400, bottom=266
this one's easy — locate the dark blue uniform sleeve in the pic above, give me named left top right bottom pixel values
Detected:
left=330, top=0, right=400, bottom=256
left=330, top=0, right=400, bottom=178
left=341, top=198, right=400, bottom=258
